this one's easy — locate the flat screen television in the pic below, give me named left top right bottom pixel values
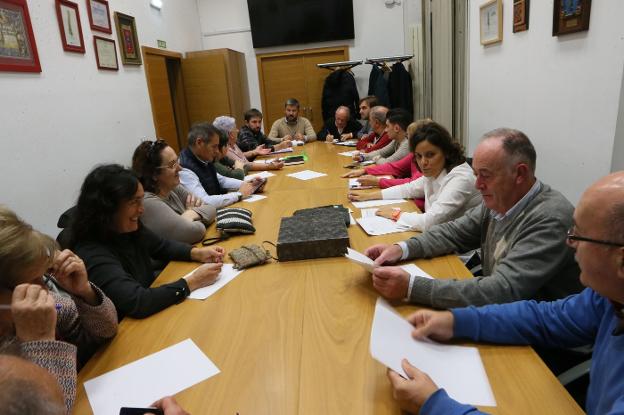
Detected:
left=247, top=0, right=355, bottom=48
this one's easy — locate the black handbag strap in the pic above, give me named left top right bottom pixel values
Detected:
left=202, top=232, right=230, bottom=246
left=262, top=241, right=279, bottom=261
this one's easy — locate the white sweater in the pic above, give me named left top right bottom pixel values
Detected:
left=381, top=162, right=481, bottom=231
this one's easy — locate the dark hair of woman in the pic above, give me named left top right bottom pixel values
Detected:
left=131, top=139, right=169, bottom=194
left=409, top=121, right=466, bottom=171
left=217, top=129, right=229, bottom=150
left=70, top=164, right=140, bottom=246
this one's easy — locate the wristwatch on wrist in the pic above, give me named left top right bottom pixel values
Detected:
left=237, top=192, right=243, bottom=202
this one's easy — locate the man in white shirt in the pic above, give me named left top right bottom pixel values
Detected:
left=178, top=123, right=261, bottom=208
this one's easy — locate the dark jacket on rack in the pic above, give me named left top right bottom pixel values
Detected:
left=389, top=62, right=413, bottom=115
left=368, top=65, right=390, bottom=107
left=321, top=69, right=360, bottom=122
left=317, top=117, right=362, bottom=141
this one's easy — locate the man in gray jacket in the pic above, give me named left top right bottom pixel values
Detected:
left=365, top=128, right=583, bottom=308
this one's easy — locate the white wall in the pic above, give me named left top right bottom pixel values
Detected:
left=612, top=67, right=624, bottom=172
left=467, top=0, right=624, bottom=205
left=0, top=0, right=202, bottom=236
left=197, top=0, right=407, bottom=111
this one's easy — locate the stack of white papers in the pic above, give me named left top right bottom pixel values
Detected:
left=356, top=216, right=410, bottom=236
left=344, top=248, right=433, bottom=279
left=183, top=264, right=244, bottom=300
left=287, top=170, right=327, bottom=181
left=245, top=171, right=275, bottom=180
left=84, top=339, right=220, bottom=415
left=351, top=199, right=407, bottom=209
left=370, top=299, right=496, bottom=407
left=339, top=150, right=358, bottom=157
left=258, top=158, right=278, bottom=165
left=243, top=194, right=267, bottom=203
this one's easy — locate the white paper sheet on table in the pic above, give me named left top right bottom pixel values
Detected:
left=245, top=171, right=275, bottom=180
left=351, top=199, right=408, bottom=209
left=348, top=178, right=373, bottom=189
left=360, top=208, right=378, bottom=217
left=356, top=216, right=410, bottom=236
left=186, top=264, right=244, bottom=300
left=339, top=150, right=358, bottom=157
left=332, top=140, right=357, bottom=147
left=370, top=298, right=496, bottom=407
left=344, top=248, right=433, bottom=279
left=84, top=339, right=220, bottom=415
left=258, top=158, right=277, bottom=165
left=243, top=194, right=267, bottom=203
left=270, top=148, right=294, bottom=154
left=287, top=170, right=327, bottom=181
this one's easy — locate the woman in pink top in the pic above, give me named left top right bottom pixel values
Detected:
left=344, top=121, right=431, bottom=210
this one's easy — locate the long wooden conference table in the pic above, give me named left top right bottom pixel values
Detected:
left=73, top=142, right=583, bottom=414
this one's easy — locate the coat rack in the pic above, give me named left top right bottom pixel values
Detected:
left=364, top=54, right=414, bottom=65
left=316, top=60, right=363, bottom=71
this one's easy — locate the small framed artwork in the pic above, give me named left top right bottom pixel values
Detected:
left=0, top=0, right=41, bottom=72
left=553, top=0, right=591, bottom=36
left=480, top=0, right=503, bottom=46
left=86, top=0, right=111, bottom=34
left=114, top=12, right=142, bottom=65
left=93, top=35, right=118, bottom=70
left=513, top=0, right=529, bottom=33
left=55, top=0, right=85, bottom=53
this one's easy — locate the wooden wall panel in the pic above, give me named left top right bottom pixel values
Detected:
left=144, top=53, right=179, bottom=152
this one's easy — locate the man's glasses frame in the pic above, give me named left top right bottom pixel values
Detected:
left=567, top=228, right=624, bottom=248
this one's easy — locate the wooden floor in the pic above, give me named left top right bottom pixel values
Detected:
left=73, top=142, right=583, bottom=414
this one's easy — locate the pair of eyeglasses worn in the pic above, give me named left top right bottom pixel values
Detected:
left=566, top=228, right=624, bottom=247
left=158, top=159, right=179, bottom=170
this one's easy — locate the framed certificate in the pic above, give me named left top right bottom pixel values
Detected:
left=87, top=0, right=111, bottom=34
left=0, top=0, right=41, bottom=72
left=114, top=12, right=142, bottom=65
left=480, top=0, right=503, bottom=46
left=56, top=0, right=85, bottom=53
left=93, top=35, right=118, bottom=70
left=553, top=0, right=592, bottom=36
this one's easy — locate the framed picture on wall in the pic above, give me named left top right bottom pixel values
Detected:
left=0, top=0, right=41, bottom=72
left=480, top=0, right=503, bottom=46
left=55, top=0, right=85, bottom=53
left=513, top=0, right=529, bottom=33
left=114, top=11, right=142, bottom=65
left=553, top=0, right=591, bottom=36
left=87, top=0, right=112, bottom=34
left=93, top=35, right=118, bottom=70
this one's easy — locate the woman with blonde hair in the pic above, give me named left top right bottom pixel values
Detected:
left=0, top=205, right=118, bottom=413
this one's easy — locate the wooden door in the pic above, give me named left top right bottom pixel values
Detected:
left=257, top=54, right=307, bottom=132
left=181, top=53, right=230, bottom=126
left=143, top=51, right=180, bottom=152
left=257, top=46, right=349, bottom=133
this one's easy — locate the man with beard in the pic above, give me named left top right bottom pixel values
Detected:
left=267, top=98, right=317, bottom=143
left=237, top=108, right=292, bottom=153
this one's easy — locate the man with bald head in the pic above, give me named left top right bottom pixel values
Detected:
left=386, top=172, right=624, bottom=415
left=365, top=128, right=583, bottom=308
left=317, top=106, right=361, bottom=142
left=0, top=355, right=66, bottom=415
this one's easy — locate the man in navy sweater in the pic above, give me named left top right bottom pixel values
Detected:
left=387, top=171, right=624, bottom=415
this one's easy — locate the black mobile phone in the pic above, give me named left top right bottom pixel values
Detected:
left=119, top=407, right=164, bottom=415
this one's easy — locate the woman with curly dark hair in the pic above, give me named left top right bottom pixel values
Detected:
left=71, top=164, right=225, bottom=319
left=132, top=139, right=216, bottom=244
left=349, top=121, right=481, bottom=231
